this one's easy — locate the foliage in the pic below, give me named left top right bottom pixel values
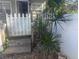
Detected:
left=65, top=2, right=78, bottom=14
left=3, top=32, right=9, bottom=51
left=33, top=0, right=70, bottom=59
left=3, top=38, right=9, bottom=51
left=45, top=0, right=71, bottom=32
left=34, top=16, right=60, bottom=55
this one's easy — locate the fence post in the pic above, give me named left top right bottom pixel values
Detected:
left=25, top=14, right=28, bottom=35
left=13, top=13, right=17, bottom=36
left=22, top=13, right=24, bottom=35
left=29, top=14, right=31, bottom=35
left=10, top=14, right=13, bottom=36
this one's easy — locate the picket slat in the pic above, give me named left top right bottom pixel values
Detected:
left=6, top=13, right=31, bottom=37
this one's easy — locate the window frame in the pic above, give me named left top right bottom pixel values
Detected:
left=17, top=0, right=29, bottom=14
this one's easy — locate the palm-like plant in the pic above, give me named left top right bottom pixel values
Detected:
left=33, top=0, right=70, bottom=59
left=46, top=0, right=70, bottom=32
left=33, top=16, right=60, bottom=59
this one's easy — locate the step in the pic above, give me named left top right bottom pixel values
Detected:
left=9, top=38, right=31, bottom=47
left=2, top=46, right=31, bottom=54
left=8, top=36, right=31, bottom=40
left=31, top=0, right=46, bottom=3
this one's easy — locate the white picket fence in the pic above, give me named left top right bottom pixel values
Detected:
left=6, top=13, right=31, bottom=37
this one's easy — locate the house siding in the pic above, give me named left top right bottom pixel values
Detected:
left=0, top=0, right=29, bottom=14
left=0, top=0, right=15, bottom=22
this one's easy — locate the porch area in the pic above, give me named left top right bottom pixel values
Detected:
left=0, top=0, right=78, bottom=59
left=0, top=0, right=47, bottom=54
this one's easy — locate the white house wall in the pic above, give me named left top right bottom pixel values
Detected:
left=57, top=14, right=78, bottom=59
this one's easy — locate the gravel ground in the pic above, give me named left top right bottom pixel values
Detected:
left=0, top=52, right=54, bottom=59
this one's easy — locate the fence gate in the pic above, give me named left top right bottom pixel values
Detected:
left=6, top=13, right=31, bottom=37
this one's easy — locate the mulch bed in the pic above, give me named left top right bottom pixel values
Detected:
left=0, top=52, right=57, bottom=59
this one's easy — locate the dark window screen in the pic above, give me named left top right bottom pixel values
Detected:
left=18, top=1, right=28, bottom=14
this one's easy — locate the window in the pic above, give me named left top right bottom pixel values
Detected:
left=17, top=1, right=28, bottom=14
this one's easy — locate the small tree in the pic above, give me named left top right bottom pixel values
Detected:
left=34, top=17, right=61, bottom=59
left=33, top=0, right=70, bottom=59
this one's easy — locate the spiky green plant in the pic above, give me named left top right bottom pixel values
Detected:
left=46, top=0, right=70, bottom=32
left=33, top=0, right=70, bottom=59
left=33, top=16, right=61, bottom=59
